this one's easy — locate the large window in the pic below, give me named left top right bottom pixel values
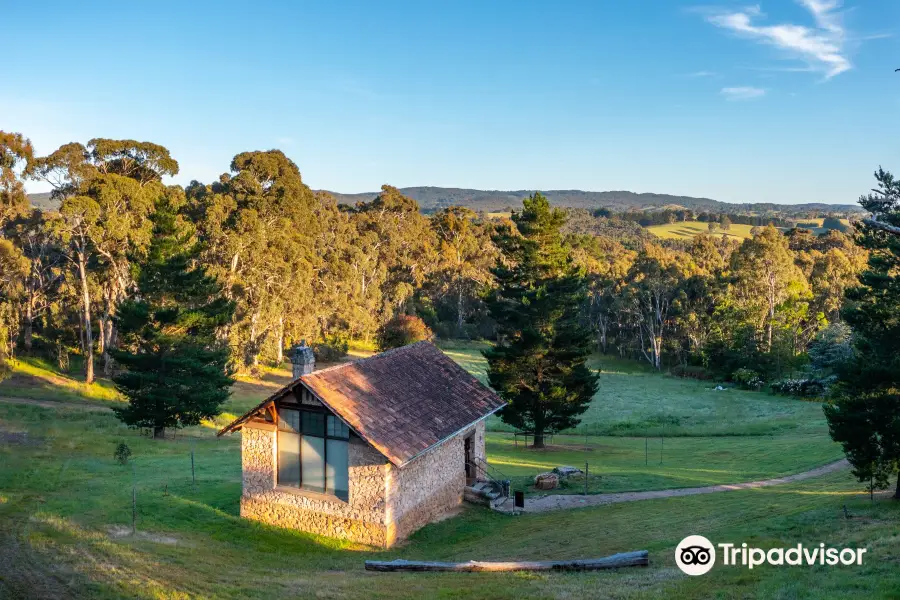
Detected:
left=278, top=407, right=350, bottom=501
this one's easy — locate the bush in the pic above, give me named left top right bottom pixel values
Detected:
left=377, top=315, right=433, bottom=351
left=313, top=335, right=349, bottom=363
left=770, top=378, right=826, bottom=398
left=114, top=442, right=132, bottom=465
left=731, top=368, right=764, bottom=390
left=670, top=365, right=713, bottom=380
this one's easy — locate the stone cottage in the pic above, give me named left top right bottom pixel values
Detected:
left=218, top=341, right=506, bottom=547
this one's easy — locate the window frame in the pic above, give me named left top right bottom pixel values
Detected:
left=275, top=401, right=350, bottom=501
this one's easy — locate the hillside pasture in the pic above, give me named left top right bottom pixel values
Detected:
left=0, top=344, right=884, bottom=599
left=646, top=220, right=757, bottom=240
left=0, top=399, right=894, bottom=599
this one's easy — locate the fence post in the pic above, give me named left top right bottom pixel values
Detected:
left=584, top=462, right=589, bottom=496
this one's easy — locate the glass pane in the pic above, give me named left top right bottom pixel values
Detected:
left=302, top=412, right=324, bottom=436
left=327, top=415, right=350, bottom=439
left=277, top=431, right=300, bottom=487
left=327, top=439, right=349, bottom=501
left=301, top=436, right=326, bottom=493
left=278, top=408, right=300, bottom=433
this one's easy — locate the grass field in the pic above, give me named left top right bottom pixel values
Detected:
left=0, top=346, right=894, bottom=598
left=646, top=219, right=852, bottom=240
left=438, top=341, right=842, bottom=495
left=647, top=221, right=758, bottom=240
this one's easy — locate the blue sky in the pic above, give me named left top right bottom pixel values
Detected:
left=3, top=0, right=898, bottom=204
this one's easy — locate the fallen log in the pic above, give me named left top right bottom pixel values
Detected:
left=365, top=550, right=649, bottom=572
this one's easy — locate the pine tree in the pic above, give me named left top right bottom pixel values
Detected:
left=112, top=191, right=235, bottom=438
left=824, top=167, right=900, bottom=498
left=484, top=193, right=599, bottom=448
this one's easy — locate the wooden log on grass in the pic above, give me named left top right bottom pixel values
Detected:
left=365, top=551, right=649, bottom=572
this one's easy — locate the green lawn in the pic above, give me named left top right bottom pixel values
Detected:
left=486, top=432, right=842, bottom=495
left=0, top=401, right=896, bottom=599
left=0, top=346, right=889, bottom=598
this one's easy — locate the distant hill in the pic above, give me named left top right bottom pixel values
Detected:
left=322, top=187, right=862, bottom=216
left=28, top=187, right=863, bottom=216
left=28, top=192, right=57, bottom=211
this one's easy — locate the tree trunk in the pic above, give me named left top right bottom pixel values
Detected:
left=457, top=283, right=465, bottom=337
left=77, top=253, right=94, bottom=385
left=103, top=320, right=116, bottom=376
left=275, top=316, right=284, bottom=364
left=532, top=433, right=545, bottom=449
left=894, top=472, right=900, bottom=500
left=153, top=426, right=166, bottom=439
left=23, top=301, right=33, bottom=354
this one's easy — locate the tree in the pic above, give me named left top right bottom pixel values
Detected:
left=187, top=150, right=317, bottom=370
left=720, top=215, right=732, bottom=231
left=825, top=167, right=900, bottom=498
left=730, top=225, right=808, bottom=352
left=484, top=193, right=599, bottom=448
left=707, top=221, right=719, bottom=233
left=427, top=207, right=496, bottom=336
left=31, top=139, right=173, bottom=381
left=623, top=243, right=694, bottom=370
left=112, top=193, right=234, bottom=438
left=377, top=314, right=432, bottom=350
left=0, top=131, right=34, bottom=228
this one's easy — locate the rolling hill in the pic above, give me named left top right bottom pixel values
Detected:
left=27, top=187, right=863, bottom=216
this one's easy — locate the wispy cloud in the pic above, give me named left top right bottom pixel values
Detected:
left=703, top=1, right=851, bottom=78
left=720, top=86, right=767, bottom=100
left=687, top=70, right=717, bottom=77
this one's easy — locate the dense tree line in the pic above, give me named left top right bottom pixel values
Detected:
left=0, top=133, right=499, bottom=383
left=0, top=131, right=869, bottom=391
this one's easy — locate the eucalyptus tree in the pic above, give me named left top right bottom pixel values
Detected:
left=0, top=131, right=34, bottom=228
left=188, top=150, right=318, bottom=370
left=622, top=242, right=695, bottom=370
left=428, top=206, right=496, bottom=335
left=30, top=139, right=177, bottom=382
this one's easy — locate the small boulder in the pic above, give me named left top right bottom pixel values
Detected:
left=553, top=466, right=583, bottom=478
left=534, top=472, right=560, bottom=490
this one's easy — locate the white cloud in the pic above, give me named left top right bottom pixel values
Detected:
left=704, top=1, right=851, bottom=78
left=720, top=86, right=767, bottom=100
left=687, top=70, right=717, bottom=77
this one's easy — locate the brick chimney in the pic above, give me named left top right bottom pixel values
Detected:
left=290, top=340, right=315, bottom=379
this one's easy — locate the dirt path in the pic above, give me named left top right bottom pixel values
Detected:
left=0, top=396, right=111, bottom=412
left=498, top=459, right=850, bottom=513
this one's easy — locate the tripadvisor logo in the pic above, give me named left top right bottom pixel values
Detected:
left=675, top=535, right=868, bottom=576
left=676, top=535, right=716, bottom=576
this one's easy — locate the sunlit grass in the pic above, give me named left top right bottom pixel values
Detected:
left=1, top=356, right=122, bottom=404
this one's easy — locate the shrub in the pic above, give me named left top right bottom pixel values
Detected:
left=377, top=315, right=433, bottom=351
left=770, top=378, right=826, bottom=398
left=114, top=442, right=132, bottom=465
left=731, top=368, right=764, bottom=390
left=313, top=335, right=349, bottom=363
left=670, top=364, right=713, bottom=380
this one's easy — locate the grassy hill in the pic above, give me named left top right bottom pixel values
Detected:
left=647, top=221, right=759, bottom=240
left=0, top=345, right=893, bottom=598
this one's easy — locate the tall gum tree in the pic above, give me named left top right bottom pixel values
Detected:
left=31, top=139, right=176, bottom=382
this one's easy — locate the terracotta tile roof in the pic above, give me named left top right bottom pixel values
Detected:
left=219, top=342, right=505, bottom=467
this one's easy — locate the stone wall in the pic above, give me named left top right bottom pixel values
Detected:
left=386, top=424, right=482, bottom=544
left=240, top=424, right=390, bottom=546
